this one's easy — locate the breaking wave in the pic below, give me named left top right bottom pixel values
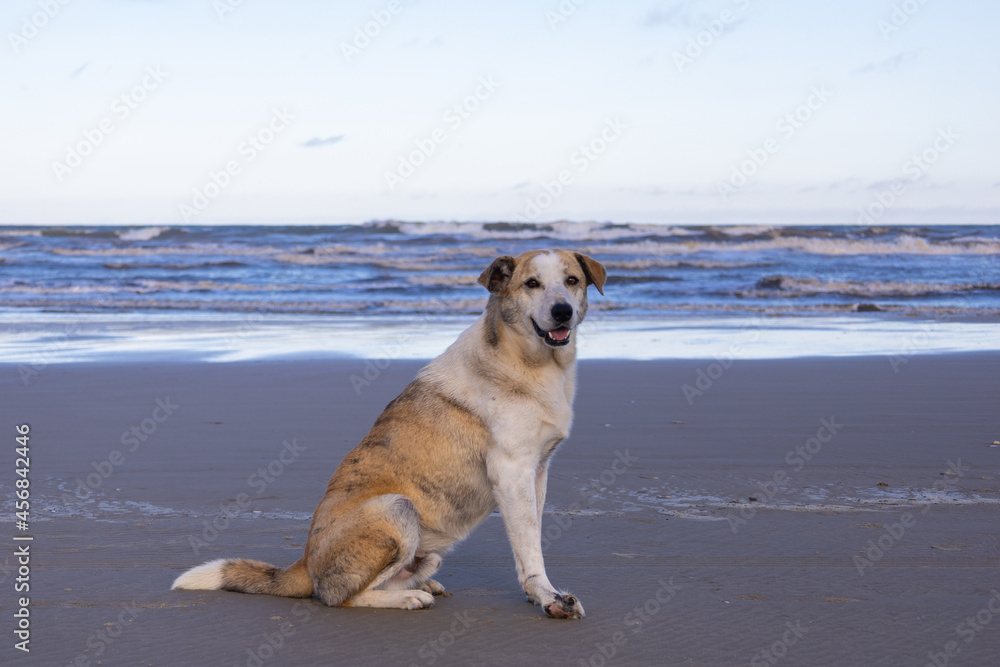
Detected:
left=739, top=276, right=1000, bottom=299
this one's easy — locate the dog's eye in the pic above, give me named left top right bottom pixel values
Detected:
left=566, top=276, right=579, bottom=286
left=525, top=278, right=540, bottom=289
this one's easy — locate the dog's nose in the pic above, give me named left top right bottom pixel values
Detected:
left=551, top=303, right=573, bottom=324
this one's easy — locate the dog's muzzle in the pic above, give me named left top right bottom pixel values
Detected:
left=532, top=319, right=572, bottom=346
left=533, top=303, right=574, bottom=347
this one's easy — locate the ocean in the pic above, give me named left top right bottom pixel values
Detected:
left=1, top=223, right=998, bottom=362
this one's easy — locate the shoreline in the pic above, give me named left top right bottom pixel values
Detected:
left=4, top=311, right=1000, bottom=364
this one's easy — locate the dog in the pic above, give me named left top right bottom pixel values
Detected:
left=172, top=249, right=606, bottom=619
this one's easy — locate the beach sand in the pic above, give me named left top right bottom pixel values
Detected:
left=3, top=354, right=999, bottom=666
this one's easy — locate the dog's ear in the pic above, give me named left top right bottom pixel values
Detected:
left=478, top=256, right=516, bottom=294
left=574, top=253, right=606, bottom=295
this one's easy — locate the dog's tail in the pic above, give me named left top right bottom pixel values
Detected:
left=171, top=557, right=313, bottom=598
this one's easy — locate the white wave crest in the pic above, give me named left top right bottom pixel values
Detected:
left=740, top=276, right=1000, bottom=299
left=579, top=234, right=1000, bottom=256
left=116, top=226, right=170, bottom=242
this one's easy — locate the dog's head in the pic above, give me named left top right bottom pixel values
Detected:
left=478, top=250, right=606, bottom=350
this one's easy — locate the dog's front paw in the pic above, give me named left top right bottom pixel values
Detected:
left=403, top=590, right=437, bottom=610
left=544, top=593, right=585, bottom=619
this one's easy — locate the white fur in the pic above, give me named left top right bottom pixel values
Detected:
left=171, top=558, right=227, bottom=590
left=526, top=250, right=583, bottom=332
left=348, top=589, right=435, bottom=610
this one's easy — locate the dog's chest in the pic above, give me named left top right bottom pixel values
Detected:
left=482, top=370, right=574, bottom=457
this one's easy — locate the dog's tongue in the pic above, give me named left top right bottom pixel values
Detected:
left=548, top=327, right=570, bottom=341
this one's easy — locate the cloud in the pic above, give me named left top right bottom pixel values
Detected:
left=914, top=181, right=955, bottom=191
left=300, top=135, right=344, bottom=148
left=799, top=178, right=860, bottom=193
left=70, top=62, right=90, bottom=79
left=862, top=178, right=954, bottom=193
left=618, top=185, right=706, bottom=197
left=642, top=3, right=693, bottom=28
left=852, top=49, right=922, bottom=75
left=866, top=179, right=906, bottom=191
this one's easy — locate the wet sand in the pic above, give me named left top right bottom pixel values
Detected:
left=3, top=354, right=999, bottom=666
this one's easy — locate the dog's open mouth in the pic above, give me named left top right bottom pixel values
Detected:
left=532, top=319, right=572, bottom=347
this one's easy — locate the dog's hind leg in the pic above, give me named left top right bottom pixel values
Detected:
left=384, top=551, right=446, bottom=596
left=306, top=494, right=436, bottom=610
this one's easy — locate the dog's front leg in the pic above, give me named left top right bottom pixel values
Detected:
left=535, top=461, right=549, bottom=528
left=489, top=452, right=584, bottom=619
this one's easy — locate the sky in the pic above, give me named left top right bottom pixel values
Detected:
left=2, top=0, right=999, bottom=226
